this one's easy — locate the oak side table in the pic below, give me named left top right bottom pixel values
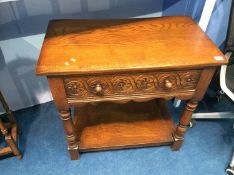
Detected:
left=36, top=17, right=227, bottom=160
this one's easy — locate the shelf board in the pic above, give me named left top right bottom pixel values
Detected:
left=74, top=99, right=175, bottom=152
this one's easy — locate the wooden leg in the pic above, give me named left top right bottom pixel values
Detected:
left=59, top=110, right=79, bottom=160
left=5, top=135, right=22, bottom=159
left=0, top=119, right=22, bottom=159
left=171, top=100, right=198, bottom=150
left=0, top=91, right=16, bottom=124
left=48, top=78, right=80, bottom=160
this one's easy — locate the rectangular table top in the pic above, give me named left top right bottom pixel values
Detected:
left=36, top=16, right=227, bottom=75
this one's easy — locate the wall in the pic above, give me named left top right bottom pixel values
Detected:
left=0, top=0, right=163, bottom=112
left=206, top=0, right=232, bottom=49
left=0, top=0, right=231, bottom=112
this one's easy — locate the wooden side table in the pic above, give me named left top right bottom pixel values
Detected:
left=36, top=17, right=227, bottom=160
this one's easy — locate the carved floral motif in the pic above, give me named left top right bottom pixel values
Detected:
left=111, top=77, right=134, bottom=93
left=64, top=70, right=201, bottom=98
left=65, top=81, right=87, bottom=97
left=134, top=76, right=155, bottom=91
left=179, top=72, right=200, bottom=88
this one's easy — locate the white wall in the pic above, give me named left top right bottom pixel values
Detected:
left=0, top=0, right=231, bottom=112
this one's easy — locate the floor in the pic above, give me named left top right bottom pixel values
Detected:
left=0, top=99, right=233, bottom=175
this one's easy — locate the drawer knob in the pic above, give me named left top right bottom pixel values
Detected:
left=95, top=84, right=103, bottom=93
left=165, top=80, right=173, bottom=89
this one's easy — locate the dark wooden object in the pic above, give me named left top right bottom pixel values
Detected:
left=0, top=91, right=22, bottom=159
left=36, top=17, right=227, bottom=160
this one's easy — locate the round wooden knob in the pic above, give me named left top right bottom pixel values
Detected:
left=187, top=78, right=192, bottom=82
left=95, top=84, right=102, bottom=93
left=165, top=80, right=173, bottom=88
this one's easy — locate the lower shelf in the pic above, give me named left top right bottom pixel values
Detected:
left=74, top=99, right=175, bottom=152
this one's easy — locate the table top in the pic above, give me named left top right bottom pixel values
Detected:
left=36, top=16, right=227, bottom=75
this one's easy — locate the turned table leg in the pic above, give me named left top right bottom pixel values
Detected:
left=59, top=109, right=79, bottom=160
left=48, top=77, right=80, bottom=160
left=171, top=68, right=216, bottom=150
left=171, top=100, right=198, bottom=150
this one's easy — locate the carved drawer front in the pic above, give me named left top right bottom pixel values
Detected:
left=64, top=70, right=201, bottom=102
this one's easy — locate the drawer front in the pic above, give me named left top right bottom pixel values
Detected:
left=64, top=70, right=201, bottom=102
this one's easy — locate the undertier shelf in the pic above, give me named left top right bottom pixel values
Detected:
left=74, top=99, right=175, bottom=152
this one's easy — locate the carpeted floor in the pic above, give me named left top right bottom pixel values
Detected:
left=0, top=100, right=233, bottom=175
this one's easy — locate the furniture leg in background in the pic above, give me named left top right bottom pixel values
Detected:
left=0, top=91, right=22, bottom=159
left=0, top=119, right=21, bottom=159
left=227, top=149, right=234, bottom=175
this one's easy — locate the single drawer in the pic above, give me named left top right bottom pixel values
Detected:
left=64, top=70, right=201, bottom=103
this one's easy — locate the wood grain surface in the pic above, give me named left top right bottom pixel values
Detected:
left=74, top=99, right=175, bottom=152
left=36, top=16, right=227, bottom=75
